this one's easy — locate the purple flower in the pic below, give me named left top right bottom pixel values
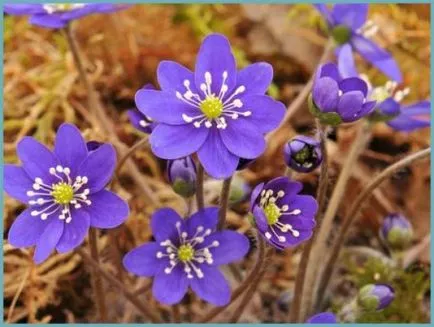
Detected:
left=135, top=33, right=285, bottom=179
left=338, top=44, right=431, bottom=132
left=380, top=213, right=413, bottom=250
left=167, top=156, right=197, bottom=198
left=4, top=123, right=129, bottom=264
left=250, top=177, right=317, bottom=249
left=314, top=4, right=402, bottom=82
left=123, top=207, right=249, bottom=306
left=4, top=3, right=130, bottom=29
left=357, top=284, right=395, bottom=311
left=306, top=312, right=338, bottom=324
left=310, top=62, right=376, bottom=124
left=128, top=84, right=157, bottom=134
left=284, top=135, right=322, bottom=173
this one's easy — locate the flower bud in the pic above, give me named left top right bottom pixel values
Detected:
left=229, top=175, right=251, bottom=205
left=357, top=284, right=395, bottom=311
left=284, top=135, right=323, bottom=173
left=167, top=157, right=196, bottom=198
left=380, top=213, right=413, bottom=250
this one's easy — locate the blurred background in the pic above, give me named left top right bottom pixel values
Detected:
left=3, top=3, right=431, bottom=323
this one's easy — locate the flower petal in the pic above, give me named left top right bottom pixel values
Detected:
left=77, top=143, right=116, bottom=193
left=8, top=208, right=50, bottom=247
left=220, top=119, right=266, bottom=159
left=250, top=182, right=264, bottom=211
left=29, top=13, right=66, bottom=29
left=17, top=136, right=59, bottom=183
left=336, top=90, right=365, bottom=122
left=236, top=62, right=273, bottom=96
left=56, top=209, right=90, bottom=253
left=312, top=77, right=339, bottom=113
left=186, top=207, right=219, bottom=235
left=150, top=123, right=209, bottom=159
left=235, top=95, right=286, bottom=134
left=252, top=205, right=269, bottom=232
left=205, top=231, right=249, bottom=265
left=313, top=4, right=333, bottom=26
left=157, top=60, right=197, bottom=94
left=318, top=63, right=341, bottom=81
left=401, top=101, right=431, bottom=116
left=54, top=123, right=88, bottom=171
left=4, top=165, right=33, bottom=202
left=386, top=115, right=430, bottom=132
left=337, top=44, right=359, bottom=78
left=4, top=4, right=45, bottom=15
left=377, top=98, right=401, bottom=116
left=127, top=109, right=155, bottom=134
left=195, top=33, right=237, bottom=96
left=197, top=129, right=239, bottom=179
left=86, top=190, right=129, bottom=229
left=123, top=242, right=166, bottom=277
left=34, top=218, right=64, bottom=264
left=307, top=312, right=338, bottom=324
left=152, top=265, right=189, bottom=305
left=151, top=208, right=183, bottom=242
left=266, top=177, right=303, bottom=198
left=332, top=4, right=368, bottom=30
left=339, top=77, right=368, bottom=97
left=190, top=266, right=230, bottom=306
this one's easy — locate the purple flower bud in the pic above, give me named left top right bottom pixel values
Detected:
left=380, top=213, right=413, bottom=250
left=306, top=312, right=338, bottom=324
left=284, top=135, right=322, bottom=173
left=358, top=284, right=395, bottom=311
left=167, top=157, right=196, bottom=198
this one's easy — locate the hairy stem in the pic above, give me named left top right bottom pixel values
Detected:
left=315, top=147, right=431, bottom=308
left=88, top=229, right=108, bottom=322
left=115, top=136, right=149, bottom=177
left=289, top=121, right=328, bottom=322
left=217, top=177, right=233, bottom=230
left=301, top=122, right=372, bottom=319
left=64, top=24, right=157, bottom=204
left=197, top=233, right=266, bottom=323
left=77, top=248, right=162, bottom=323
left=196, top=163, right=205, bottom=210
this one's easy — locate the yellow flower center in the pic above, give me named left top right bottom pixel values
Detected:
left=200, top=96, right=223, bottom=119
left=264, top=203, right=281, bottom=225
left=51, top=183, right=74, bottom=204
left=178, top=244, right=195, bottom=262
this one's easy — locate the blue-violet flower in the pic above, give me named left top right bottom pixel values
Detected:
left=128, top=84, right=157, bottom=134
left=284, top=135, right=323, bottom=173
left=306, top=312, right=338, bottom=324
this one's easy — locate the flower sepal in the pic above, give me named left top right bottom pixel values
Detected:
left=368, top=108, right=399, bottom=123
left=331, top=24, right=352, bottom=45
left=308, top=93, right=343, bottom=126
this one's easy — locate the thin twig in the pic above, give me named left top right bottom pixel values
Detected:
left=172, top=304, right=181, bottom=323
left=289, top=121, right=328, bottom=322
left=7, top=267, right=31, bottom=323
left=301, top=122, right=372, bottom=319
left=88, top=228, right=108, bottom=322
left=77, top=248, right=162, bottom=323
left=315, top=147, right=431, bottom=308
left=115, top=136, right=149, bottom=177
left=196, top=233, right=265, bottom=323
left=217, top=177, right=233, bottom=230
left=196, top=163, right=205, bottom=210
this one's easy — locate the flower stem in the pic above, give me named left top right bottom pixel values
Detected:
left=315, top=147, right=431, bottom=308
left=289, top=120, right=328, bottom=322
left=64, top=23, right=157, bottom=205
left=229, top=246, right=274, bottom=323
left=217, top=176, right=233, bottom=230
left=196, top=163, right=205, bottom=210
left=196, top=232, right=265, bottom=323
left=115, top=136, right=149, bottom=178
left=88, top=228, right=108, bottom=322
left=301, top=122, right=372, bottom=320
left=77, top=248, right=162, bottom=323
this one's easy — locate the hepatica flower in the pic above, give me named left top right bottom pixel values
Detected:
left=123, top=207, right=249, bottom=306
left=314, top=4, right=402, bottom=82
left=284, top=135, right=322, bottom=173
left=4, top=3, right=130, bottom=29
left=4, top=123, right=129, bottom=263
left=306, top=312, right=338, bottom=324
left=128, top=84, right=157, bottom=134
left=310, top=62, right=376, bottom=125
left=250, top=177, right=317, bottom=249
left=338, top=44, right=430, bottom=132
left=135, top=33, right=285, bottom=179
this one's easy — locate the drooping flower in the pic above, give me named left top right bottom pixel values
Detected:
left=123, top=207, right=249, bottom=306
left=284, top=135, right=322, bottom=173
left=4, top=123, right=129, bottom=263
left=338, top=44, right=430, bottom=132
left=128, top=84, right=157, bottom=134
left=250, top=177, right=317, bottom=249
left=4, top=3, right=130, bottom=29
left=135, top=33, right=285, bottom=179
left=314, top=4, right=402, bottom=82
left=306, top=312, right=338, bottom=324
left=357, top=284, right=395, bottom=311
left=310, top=62, right=376, bottom=125
left=380, top=213, right=413, bottom=250
left=167, top=156, right=197, bottom=198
